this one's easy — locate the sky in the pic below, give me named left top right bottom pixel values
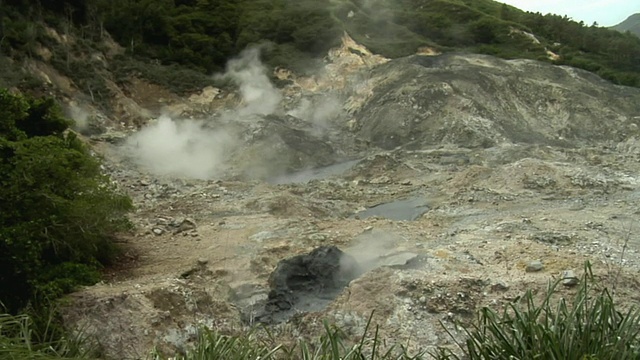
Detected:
left=498, top=0, right=640, bottom=27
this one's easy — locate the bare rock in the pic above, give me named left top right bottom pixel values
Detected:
left=491, top=281, right=509, bottom=292
left=526, top=260, right=544, bottom=272
left=356, top=53, right=640, bottom=150
left=562, top=270, right=579, bottom=286
left=174, top=218, right=197, bottom=233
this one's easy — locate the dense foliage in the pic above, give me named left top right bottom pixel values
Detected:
left=1, top=0, right=639, bottom=86
left=0, top=89, right=132, bottom=313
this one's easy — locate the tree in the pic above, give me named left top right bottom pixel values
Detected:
left=0, top=89, right=132, bottom=313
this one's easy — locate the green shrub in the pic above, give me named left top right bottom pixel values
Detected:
left=433, top=263, right=640, bottom=360
left=111, top=56, right=221, bottom=95
left=0, top=89, right=133, bottom=313
left=0, top=310, right=92, bottom=359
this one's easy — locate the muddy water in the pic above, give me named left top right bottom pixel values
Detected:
left=268, top=159, right=360, bottom=184
left=355, top=196, right=430, bottom=221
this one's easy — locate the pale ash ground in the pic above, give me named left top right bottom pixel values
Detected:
left=61, top=36, right=640, bottom=359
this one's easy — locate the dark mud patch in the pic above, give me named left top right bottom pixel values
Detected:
left=250, top=246, right=362, bottom=324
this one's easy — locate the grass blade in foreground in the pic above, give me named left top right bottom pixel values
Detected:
left=432, top=262, right=640, bottom=360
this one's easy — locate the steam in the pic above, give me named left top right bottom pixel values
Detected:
left=342, top=229, right=402, bottom=272
left=287, top=95, right=343, bottom=133
left=221, top=47, right=282, bottom=116
left=126, top=116, right=232, bottom=179
left=67, top=103, right=90, bottom=131
left=125, top=46, right=287, bottom=179
left=123, top=45, right=350, bottom=180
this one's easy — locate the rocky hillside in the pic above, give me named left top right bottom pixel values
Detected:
left=2, top=2, right=640, bottom=359
left=53, top=33, right=640, bottom=358
left=353, top=54, right=640, bottom=149
left=612, top=13, right=640, bottom=37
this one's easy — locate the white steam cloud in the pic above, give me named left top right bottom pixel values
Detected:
left=125, top=46, right=286, bottom=179
left=124, top=46, right=352, bottom=180
left=67, top=103, right=90, bottom=131
left=343, top=229, right=403, bottom=272
left=221, top=47, right=282, bottom=116
left=126, top=116, right=232, bottom=179
left=287, top=95, right=343, bottom=133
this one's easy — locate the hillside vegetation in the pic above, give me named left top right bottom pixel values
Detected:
left=0, top=89, right=133, bottom=313
left=1, top=0, right=640, bottom=88
left=2, top=1, right=640, bottom=359
left=612, top=13, right=640, bottom=39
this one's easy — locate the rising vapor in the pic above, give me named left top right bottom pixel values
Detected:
left=124, top=46, right=286, bottom=179
left=125, top=116, right=232, bottom=179
left=222, top=47, right=282, bottom=116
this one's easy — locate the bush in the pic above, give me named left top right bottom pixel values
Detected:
left=111, top=56, right=221, bottom=95
left=433, top=263, right=640, bottom=360
left=0, top=89, right=133, bottom=313
left=0, top=310, right=92, bottom=359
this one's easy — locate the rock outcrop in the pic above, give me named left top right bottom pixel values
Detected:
left=353, top=54, right=640, bottom=149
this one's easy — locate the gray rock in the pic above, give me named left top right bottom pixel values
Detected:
left=355, top=53, right=640, bottom=150
left=526, top=260, right=544, bottom=272
left=258, top=246, right=362, bottom=324
left=379, top=252, right=419, bottom=268
left=562, top=270, right=579, bottom=286
left=249, top=231, right=278, bottom=242
left=370, top=175, right=391, bottom=184
left=156, top=217, right=172, bottom=226
left=308, top=233, right=329, bottom=241
left=491, top=281, right=509, bottom=292
left=175, top=218, right=197, bottom=233
left=531, top=231, right=574, bottom=245
left=152, top=228, right=164, bottom=236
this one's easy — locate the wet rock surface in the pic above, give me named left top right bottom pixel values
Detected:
left=253, top=246, right=361, bottom=324
left=354, top=196, right=430, bottom=221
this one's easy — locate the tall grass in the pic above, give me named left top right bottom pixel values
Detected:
left=157, top=312, right=424, bottom=360
left=4, top=263, right=640, bottom=360
left=433, top=262, right=640, bottom=360
left=0, top=310, right=90, bottom=359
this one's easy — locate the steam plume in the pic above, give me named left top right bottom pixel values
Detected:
left=124, top=46, right=287, bottom=179
left=67, top=103, right=90, bottom=131
left=287, top=95, right=343, bottom=133
left=125, top=116, right=232, bottom=179
left=343, top=229, right=402, bottom=272
left=222, top=47, right=282, bottom=116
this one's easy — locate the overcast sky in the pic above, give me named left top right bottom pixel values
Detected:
left=498, top=0, right=640, bottom=27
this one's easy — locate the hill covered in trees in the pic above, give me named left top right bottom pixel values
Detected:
left=2, top=0, right=640, bottom=87
left=612, top=13, right=640, bottom=38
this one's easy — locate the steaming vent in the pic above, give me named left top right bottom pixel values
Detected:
left=250, top=246, right=362, bottom=325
